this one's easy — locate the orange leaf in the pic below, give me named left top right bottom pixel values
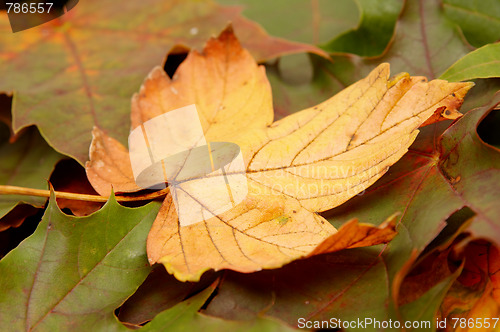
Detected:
left=442, top=240, right=500, bottom=331
left=85, top=127, right=139, bottom=196
left=86, top=28, right=473, bottom=281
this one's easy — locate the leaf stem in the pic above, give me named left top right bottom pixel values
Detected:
left=0, top=185, right=168, bottom=202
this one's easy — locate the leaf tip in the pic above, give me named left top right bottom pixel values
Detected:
left=380, top=212, right=400, bottom=229
left=158, top=258, right=212, bottom=283
left=107, top=188, right=117, bottom=204
left=48, top=182, right=56, bottom=203
left=388, top=72, right=410, bottom=88
left=46, top=182, right=67, bottom=216
left=219, top=23, right=235, bottom=37
left=420, top=80, right=475, bottom=127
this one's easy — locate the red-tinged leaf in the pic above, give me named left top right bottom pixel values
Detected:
left=324, top=92, right=500, bottom=319
left=398, top=207, right=474, bottom=307
left=440, top=96, right=500, bottom=244
left=205, top=247, right=394, bottom=325
left=0, top=0, right=326, bottom=164
left=206, top=245, right=463, bottom=329
left=85, top=127, right=139, bottom=196
left=0, top=194, right=161, bottom=331
left=442, top=240, right=500, bottom=328
left=399, top=267, right=463, bottom=331
left=264, top=0, right=486, bottom=119
left=399, top=249, right=458, bottom=306
left=84, top=28, right=472, bottom=281
left=141, top=284, right=296, bottom=332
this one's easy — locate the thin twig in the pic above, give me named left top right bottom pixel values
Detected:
left=0, top=185, right=169, bottom=202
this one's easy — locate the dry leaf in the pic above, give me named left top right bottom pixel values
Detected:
left=442, top=240, right=500, bottom=331
left=86, top=127, right=140, bottom=196
left=0, top=0, right=328, bottom=165
left=86, top=28, right=473, bottom=281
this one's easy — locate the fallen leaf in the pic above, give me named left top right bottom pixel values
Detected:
left=260, top=0, right=500, bottom=123
left=443, top=0, right=500, bottom=48
left=0, top=194, right=161, bottom=331
left=440, top=43, right=500, bottom=83
left=396, top=207, right=472, bottom=313
left=0, top=126, right=63, bottom=219
left=440, top=94, right=500, bottom=245
left=307, top=216, right=398, bottom=255
left=205, top=247, right=395, bottom=325
left=214, top=0, right=375, bottom=116
left=350, top=0, right=474, bottom=80
left=399, top=270, right=462, bottom=331
left=85, top=127, right=140, bottom=196
left=86, top=28, right=472, bottom=281
left=205, top=245, right=460, bottom=329
left=0, top=190, right=292, bottom=331
left=442, top=240, right=500, bottom=331
left=315, top=5, right=500, bottom=319
left=204, top=212, right=468, bottom=326
left=398, top=249, right=457, bottom=306
left=118, top=266, right=218, bottom=325
left=141, top=284, right=296, bottom=332
left=321, top=0, right=404, bottom=56
left=0, top=0, right=326, bottom=164
left=217, top=0, right=360, bottom=45
left=233, top=0, right=500, bottom=314
left=458, top=241, right=500, bottom=305
left=324, top=90, right=500, bottom=326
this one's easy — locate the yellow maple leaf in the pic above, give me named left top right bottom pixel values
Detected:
left=86, top=28, right=473, bottom=282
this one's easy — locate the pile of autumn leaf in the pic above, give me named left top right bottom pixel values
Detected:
left=0, top=0, right=499, bottom=331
